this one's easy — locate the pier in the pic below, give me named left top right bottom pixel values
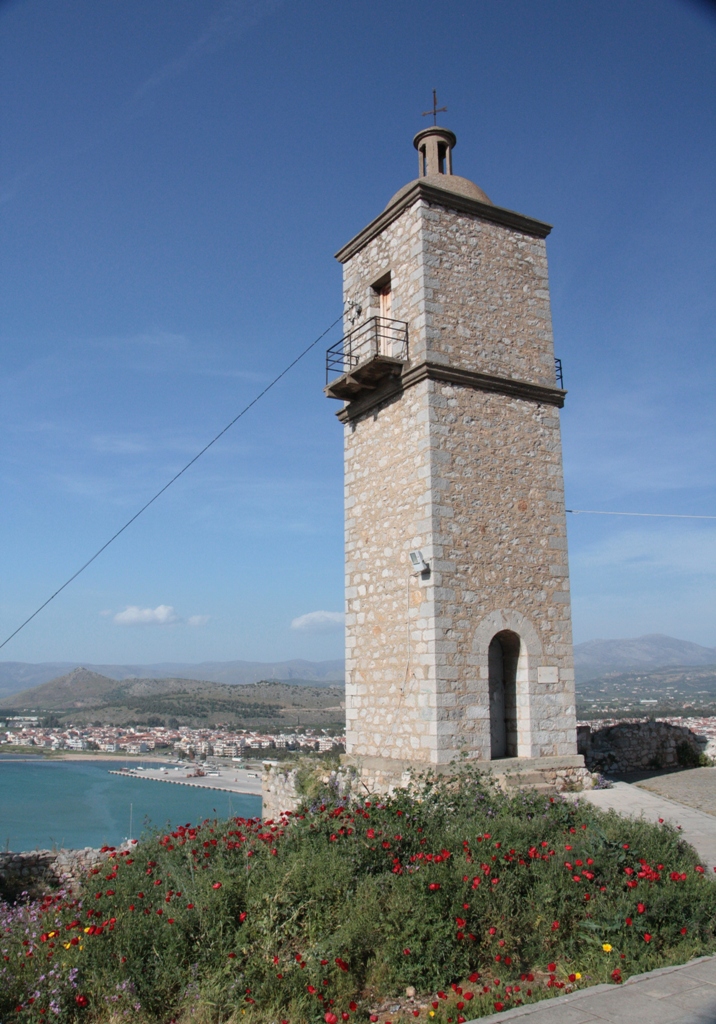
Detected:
left=108, top=765, right=263, bottom=797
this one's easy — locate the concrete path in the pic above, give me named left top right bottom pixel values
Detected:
left=580, top=781, right=716, bottom=872
left=469, top=955, right=716, bottom=1023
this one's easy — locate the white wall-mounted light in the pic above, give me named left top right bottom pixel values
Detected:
left=409, top=550, right=430, bottom=574
left=346, top=299, right=363, bottom=324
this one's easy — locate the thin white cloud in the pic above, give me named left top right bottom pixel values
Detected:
left=134, top=0, right=283, bottom=101
left=110, top=605, right=210, bottom=627
left=113, top=605, right=179, bottom=627
left=291, top=610, right=344, bottom=632
left=187, top=614, right=211, bottom=627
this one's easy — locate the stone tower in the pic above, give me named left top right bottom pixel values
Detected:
left=325, top=125, right=584, bottom=790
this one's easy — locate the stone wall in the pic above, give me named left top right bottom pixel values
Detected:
left=343, top=378, right=435, bottom=763
left=578, top=720, right=705, bottom=774
left=261, top=755, right=595, bottom=817
left=0, top=847, right=112, bottom=900
left=261, top=766, right=302, bottom=820
left=419, top=203, right=557, bottom=387
left=425, top=378, right=576, bottom=761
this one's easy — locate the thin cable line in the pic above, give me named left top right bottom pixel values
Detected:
left=566, top=509, right=716, bottom=520
left=0, top=313, right=344, bottom=652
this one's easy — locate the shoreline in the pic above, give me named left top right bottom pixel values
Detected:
left=0, top=750, right=170, bottom=765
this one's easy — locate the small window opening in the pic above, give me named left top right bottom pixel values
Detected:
left=420, top=145, right=427, bottom=177
left=437, top=142, right=447, bottom=174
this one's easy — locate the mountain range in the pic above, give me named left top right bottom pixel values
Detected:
left=573, top=635, right=716, bottom=682
left=0, top=635, right=714, bottom=700
left=0, top=668, right=345, bottom=730
left=0, top=658, right=343, bottom=700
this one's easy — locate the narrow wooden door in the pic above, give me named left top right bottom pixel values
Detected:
left=488, top=636, right=507, bottom=758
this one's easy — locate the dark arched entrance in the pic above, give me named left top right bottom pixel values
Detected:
left=488, top=630, right=520, bottom=758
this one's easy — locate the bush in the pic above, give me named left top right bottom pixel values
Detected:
left=2, top=765, right=716, bottom=1023
left=676, top=741, right=701, bottom=768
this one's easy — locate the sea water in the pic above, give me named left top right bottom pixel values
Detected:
left=0, top=757, right=262, bottom=851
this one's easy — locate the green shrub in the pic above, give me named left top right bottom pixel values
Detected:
left=676, top=741, right=701, bottom=768
left=2, top=765, right=715, bottom=1023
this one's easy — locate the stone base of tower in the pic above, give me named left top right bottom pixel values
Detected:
left=261, top=753, right=597, bottom=819
left=341, top=753, right=596, bottom=798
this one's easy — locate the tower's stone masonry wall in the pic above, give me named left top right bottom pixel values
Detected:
left=418, top=203, right=558, bottom=386
left=341, top=196, right=558, bottom=391
left=425, top=379, right=577, bottom=762
left=341, top=202, right=426, bottom=353
left=339, top=181, right=578, bottom=775
left=344, top=380, right=438, bottom=763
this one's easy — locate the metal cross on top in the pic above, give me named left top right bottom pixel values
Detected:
left=422, top=89, right=447, bottom=126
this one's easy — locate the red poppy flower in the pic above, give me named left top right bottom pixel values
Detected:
left=75, top=995, right=89, bottom=1008
left=644, top=933, right=652, bottom=942
left=212, top=882, right=222, bottom=890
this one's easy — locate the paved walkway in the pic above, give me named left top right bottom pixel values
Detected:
left=470, top=955, right=716, bottom=1023
left=580, top=780, right=716, bottom=871
left=635, top=768, right=716, bottom=818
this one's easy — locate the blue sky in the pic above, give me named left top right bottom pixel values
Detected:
left=1, top=0, right=714, bottom=664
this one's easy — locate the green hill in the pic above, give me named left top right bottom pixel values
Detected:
left=0, top=668, right=345, bottom=729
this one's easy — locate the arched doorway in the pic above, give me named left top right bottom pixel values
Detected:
left=488, top=630, right=520, bottom=758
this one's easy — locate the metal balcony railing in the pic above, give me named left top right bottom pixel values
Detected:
left=325, top=316, right=409, bottom=385
left=554, top=357, right=564, bottom=389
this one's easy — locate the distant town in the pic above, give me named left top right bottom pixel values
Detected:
left=0, top=717, right=345, bottom=758
left=5, top=712, right=716, bottom=762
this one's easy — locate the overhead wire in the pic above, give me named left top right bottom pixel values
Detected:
left=2, top=313, right=712, bottom=652
left=566, top=510, right=716, bottom=520
left=0, top=312, right=344, bottom=652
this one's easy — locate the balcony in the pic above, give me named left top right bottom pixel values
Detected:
left=324, top=316, right=409, bottom=401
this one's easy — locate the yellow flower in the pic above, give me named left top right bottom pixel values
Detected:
left=63, top=943, right=71, bottom=950
left=602, top=943, right=612, bottom=952
left=575, top=972, right=582, bottom=979
left=84, top=927, right=91, bottom=933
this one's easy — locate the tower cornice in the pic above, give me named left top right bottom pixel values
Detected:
left=335, top=179, right=552, bottom=265
left=334, top=359, right=566, bottom=423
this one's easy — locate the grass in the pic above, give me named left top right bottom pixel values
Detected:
left=2, top=764, right=716, bottom=1023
